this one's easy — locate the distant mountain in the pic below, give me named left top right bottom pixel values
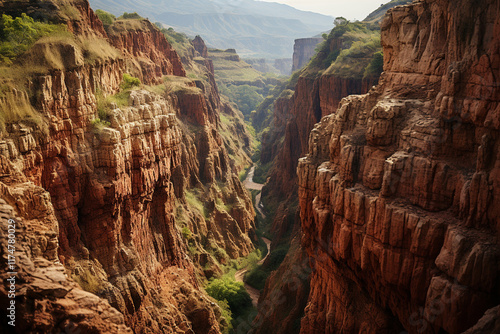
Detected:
left=88, top=0, right=334, bottom=59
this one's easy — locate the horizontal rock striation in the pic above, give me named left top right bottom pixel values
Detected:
left=297, top=0, right=500, bottom=333
left=0, top=0, right=255, bottom=332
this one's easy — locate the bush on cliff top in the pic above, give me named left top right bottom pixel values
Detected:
left=95, top=9, right=115, bottom=28
left=118, top=12, right=143, bottom=20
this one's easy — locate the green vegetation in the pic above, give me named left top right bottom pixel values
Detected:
left=0, top=13, right=65, bottom=64
left=206, top=277, right=252, bottom=313
left=185, top=189, right=208, bottom=219
left=95, top=87, right=131, bottom=123
left=121, top=73, right=141, bottom=90
left=302, top=20, right=383, bottom=80
left=245, top=242, right=289, bottom=290
left=253, top=160, right=272, bottom=184
left=118, top=12, right=143, bottom=20
left=206, top=277, right=252, bottom=331
left=364, top=50, right=384, bottom=78
left=160, top=26, right=190, bottom=55
left=219, top=84, right=264, bottom=118
left=181, top=226, right=193, bottom=240
left=95, top=9, right=115, bottom=27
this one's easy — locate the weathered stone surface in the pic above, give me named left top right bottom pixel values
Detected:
left=297, top=0, right=500, bottom=333
left=0, top=1, right=255, bottom=333
left=107, top=19, right=185, bottom=83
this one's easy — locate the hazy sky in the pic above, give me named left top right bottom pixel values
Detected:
left=258, top=0, right=387, bottom=20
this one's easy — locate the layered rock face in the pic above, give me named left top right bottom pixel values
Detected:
left=297, top=0, right=500, bottom=333
left=106, top=19, right=185, bottom=83
left=0, top=1, right=255, bottom=332
left=254, top=30, right=380, bottom=334
left=292, top=38, right=323, bottom=72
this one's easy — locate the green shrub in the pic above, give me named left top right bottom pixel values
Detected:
left=215, top=299, right=233, bottom=334
left=95, top=9, right=115, bottom=27
left=121, top=73, right=141, bottom=90
left=119, top=12, right=142, bottom=20
left=181, top=226, right=192, bottom=240
left=205, top=277, right=252, bottom=316
left=0, top=13, right=64, bottom=63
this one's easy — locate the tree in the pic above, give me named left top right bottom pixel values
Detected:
left=334, top=17, right=348, bottom=27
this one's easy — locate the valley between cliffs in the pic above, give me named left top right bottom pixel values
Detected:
left=1, top=0, right=500, bottom=333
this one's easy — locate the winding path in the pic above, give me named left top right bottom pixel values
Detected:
left=243, top=166, right=266, bottom=219
left=235, top=237, right=271, bottom=306
left=236, top=166, right=270, bottom=306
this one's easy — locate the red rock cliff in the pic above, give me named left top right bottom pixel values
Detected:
left=0, top=1, right=255, bottom=333
left=106, top=19, right=185, bottom=83
left=297, top=0, right=500, bottom=333
left=254, top=29, right=379, bottom=334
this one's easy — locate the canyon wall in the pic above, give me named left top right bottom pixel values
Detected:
left=254, top=25, right=379, bottom=334
left=0, top=1, right=255, bottom=332
left=297, top=0, right=500, bottom=333
left=292, top=38, right=323, bottom=72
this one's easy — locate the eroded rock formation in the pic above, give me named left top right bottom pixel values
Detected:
left=0, top=0, right=255, bottom=332
left=292, top=38, right=323, bottom=72
left=297, top=0, right=500, bottom=333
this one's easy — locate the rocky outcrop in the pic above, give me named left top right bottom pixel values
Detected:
left=292, top=38, right=323, bottom=72
left=0, top=1, right=255, bottom=332
left=0, top=178, right=132, bottom=333
left=297, top=0, right=500, bottom=333
left=106, top=19, right=185, bottom=83
left=192, top=35, right=209, bottom=58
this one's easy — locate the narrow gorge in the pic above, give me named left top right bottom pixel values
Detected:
left=1, top=0, right=499, bottom=333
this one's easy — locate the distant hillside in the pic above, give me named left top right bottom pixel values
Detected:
left=363, top=0, right=412, bottom=23
left=88, top=0, right=333, bottom=59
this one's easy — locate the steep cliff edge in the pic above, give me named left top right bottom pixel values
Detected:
left=297, top=0, right=500, bottom=333
left=292, top=38, right=323, bottom=72
left=0, top=1, right=255, bottom=333
left=252, top=19, right=382, bottom=334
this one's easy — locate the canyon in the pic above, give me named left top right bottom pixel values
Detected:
left=1, top=0, right=500, bottom=333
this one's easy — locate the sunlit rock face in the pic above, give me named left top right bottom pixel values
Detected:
left=0, top=0, right=256, bottom=332
left=297, top=0, right=500, bottom=333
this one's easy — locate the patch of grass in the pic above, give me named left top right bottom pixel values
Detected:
left=95, top=87, right=131, bottom=122
left=72, top=267, right=102, bottom=294
left=181, top=226, right=193, bottom=240
left=78, top=35, right=121, bottom=65
left=0, top=80, right=50, bottom=137
left=325, top=34, right=381, bottom=78
left=185, top=189, right=208, bottom=219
